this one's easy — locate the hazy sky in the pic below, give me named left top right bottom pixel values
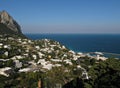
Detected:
left=0, top=0, right=120, bottom=34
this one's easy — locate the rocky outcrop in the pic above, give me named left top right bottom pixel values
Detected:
left=0, top=10, right=24, bottom=37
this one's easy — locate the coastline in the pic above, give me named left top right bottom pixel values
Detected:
left=25, top=33, right=120, bottom=55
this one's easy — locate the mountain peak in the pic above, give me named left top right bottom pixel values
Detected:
left=0, top=10, right=8, bottom=15
left=0, top=10, right=25, bottom=37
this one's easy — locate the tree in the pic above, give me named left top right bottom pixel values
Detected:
left=87, top=58, right=120, bottom=88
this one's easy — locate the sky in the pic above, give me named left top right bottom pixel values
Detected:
left=0, top=0, right=120, bottom=34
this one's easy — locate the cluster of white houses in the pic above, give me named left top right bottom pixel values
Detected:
left=0, top=35, right=108, bottom=80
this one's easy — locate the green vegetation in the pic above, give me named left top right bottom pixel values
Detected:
left=85, top=58, right=120, bottom=88
left=63, top=58, right=120, bottom=88
left=0, top=23, right=26, bottom=38
left=0, top=72, right=42, bottom=88
left=0, top=23, right=15, bottom=34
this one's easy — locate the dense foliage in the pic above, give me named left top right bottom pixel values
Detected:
left=0, top=72, right=42, bottom=88
left=85, top=58, right=120, bottom=88
left=62, top=58, right=120, bottom=88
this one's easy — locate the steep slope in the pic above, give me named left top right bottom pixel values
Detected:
left=0, top=10, right=25, bottom=38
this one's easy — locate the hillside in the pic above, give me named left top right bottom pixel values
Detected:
left=1, top=33, right=120, bottom=88
left=0, top=11, right=120, bottom=88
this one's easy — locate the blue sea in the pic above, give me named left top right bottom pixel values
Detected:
left=25, top=34, right=120, bottom=55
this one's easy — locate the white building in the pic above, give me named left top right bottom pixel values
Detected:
left=0, top=67, right=12, bottom=77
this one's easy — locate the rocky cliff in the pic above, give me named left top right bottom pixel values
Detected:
left=0, top=10, right=25, bottom=37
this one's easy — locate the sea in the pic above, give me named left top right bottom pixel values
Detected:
left=25, top=34, right=120, bottom=58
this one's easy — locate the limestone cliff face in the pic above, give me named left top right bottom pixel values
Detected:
left=0, top=10, right=22, bottom=34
